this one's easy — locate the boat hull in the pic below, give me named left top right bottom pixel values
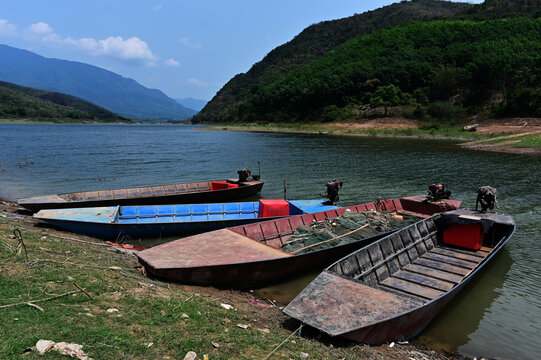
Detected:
left=283, top=210, right=515, bottom=344
left=138, top=231, right=390, bottom=289
left=137, top=196, right=461, bottom=289
left=18, top=179, right=264, bottom=212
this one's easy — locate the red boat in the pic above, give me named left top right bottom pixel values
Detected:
left=136, top=195, right=461, bottom=289
left=283, top=209, right=515, bottom=344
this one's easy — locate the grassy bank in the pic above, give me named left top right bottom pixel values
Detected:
left=0, top=207, right=451, bottom=360
left=480, top=133, right=541, bottom=148
left=202, top=121, right=487, bottom=140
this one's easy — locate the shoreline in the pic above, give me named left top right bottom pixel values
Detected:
left=200, top=118, right=541, bottom=155
left=0, top=197, right=475, bottom=359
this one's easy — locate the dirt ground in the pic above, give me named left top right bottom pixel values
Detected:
left=331, top=117, right=419, bottom=130
left=1, top=197, right=480, bottom=360
left=324, top=117, right=541, bottom=155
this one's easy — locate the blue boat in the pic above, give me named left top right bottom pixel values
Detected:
left=34, top=199, right=339, bottom=240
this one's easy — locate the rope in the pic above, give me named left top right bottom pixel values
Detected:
left=262, top=325, right=303, bottom=360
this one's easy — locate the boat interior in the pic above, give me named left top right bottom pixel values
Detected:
left=329, top=212, right=516, bottom=303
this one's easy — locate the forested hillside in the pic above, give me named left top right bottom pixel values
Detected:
left=231, top=18, right=541, bottom=123
left=194, top=0, right=541, bottom=124
left=0, top=81, right=128, bottom=122
left=194, top=0, right=471, bottom=123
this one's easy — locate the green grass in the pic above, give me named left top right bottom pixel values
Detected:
left=1, top=217, right=401, bottom=360
left=481, top=133, right=541, bottom=148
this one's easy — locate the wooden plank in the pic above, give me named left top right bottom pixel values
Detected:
left=244, top=223, right=264, bottom=241
left=431, top=247, right=485, bottom=263
left=403, top=263, right=463, bottom=283
left=288, top=216, right=304, bottom=230
left=355, top=204, right=368, bottom=212
left=393, top=270, right=455, bottom=291
left=324, top=209, right=339, bottom=218
left=448, top=244, right=492, bottom=258
left=274, top=218, right=292, bottom=234
left=414, top=257, right=470, bottom=276
left=301, top=213, right=316, bottom=225
left=339, top=254, right=361, bottom=277
left=314, top=212, right=326, bottom=222
left=260, top=221, right=279, bottom=241
left=380, top=238, right=394, bottom=259
left=423, top=253, right=477, bottom=269
left=375, top=265, right=390, bottom=282
left=355, top=251, right=373, bottom=273
left=367, top=243, right=383, bottom=264
left=381, top=277, right=445, bottom=300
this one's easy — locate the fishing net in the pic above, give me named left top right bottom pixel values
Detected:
left=281, top=210, right=418, bottom=255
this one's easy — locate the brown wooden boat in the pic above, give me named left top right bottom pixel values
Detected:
left=136, top=195, right=461, bottom=289
left=17, top=175, right=265, bottom=213
left=283, top=209, right=515, bottom=344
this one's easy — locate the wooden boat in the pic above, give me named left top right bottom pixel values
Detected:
left=136, top=195, right=461, bottom=289
left=17, top=174, right=265, bottom=213
left=33, top=199, right=339, bottom=240
left=283, top=209, right=515, bottom=344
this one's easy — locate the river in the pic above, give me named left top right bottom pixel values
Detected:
left=1, top=123, right=540, bottom=359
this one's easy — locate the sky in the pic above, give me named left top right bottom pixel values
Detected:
left=0, top=1, right=483, bottom=101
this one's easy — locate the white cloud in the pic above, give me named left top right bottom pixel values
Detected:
left=152, top=4, right=163, bottom=11
left=92, top=36, right=157, bottom=62
left=0, top=19, right=17, bottom=37
left=7, top=20, right=159, bottom=65
left=164, top=58, right=180, bottom=67
left=186, top=77, right=207, bottom=86
left=180, top=37, right=202, bottom=49
left=27, top=22, right=53, bottom=35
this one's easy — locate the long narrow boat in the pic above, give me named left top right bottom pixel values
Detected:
left=17, top=175, right=265, bottom=213
left=283, top=209, right=515, bottom=344
left=33, top=199, right=338, bottom=240
left=136, top=195, right=461, bottom=289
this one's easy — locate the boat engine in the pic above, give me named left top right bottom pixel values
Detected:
left=324, top=180, right=343, bottom=205
left=427, top=183, right=451, bottom=201
left=476, top=185, right=498, bottom=212
left=237, top=169, right=252, bottom=182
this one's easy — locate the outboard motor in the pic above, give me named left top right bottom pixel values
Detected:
left=237, top=169, right=251, bottom=182
left=325, top=180, right=343, bottom=205
left=476, top=185, right=498, bottom=212
left=427, top=183, right=451, bottom=201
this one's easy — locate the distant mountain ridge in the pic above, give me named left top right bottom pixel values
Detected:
left=0, top=80, right=128, bottom=122
left=175, top=98, right=208, bottom=112
left=0, top=44, right=196, bottom=120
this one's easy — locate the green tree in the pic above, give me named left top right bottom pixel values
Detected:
left=370, top=84, right=402, bottom=116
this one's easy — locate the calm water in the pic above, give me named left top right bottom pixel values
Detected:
left=1, top=123, right=540, bottom=359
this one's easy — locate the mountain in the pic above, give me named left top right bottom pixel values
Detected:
left=239, top=18, right=541, bottom=122
left=459, top=0, right=541, bottom=19
left=0, top=44, right=196, bottom=120
left=193, top=0, right=472, bottom=123
left=0, top=80, right=128, bottom=122
left=175, top=97, right=208, bottom=112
